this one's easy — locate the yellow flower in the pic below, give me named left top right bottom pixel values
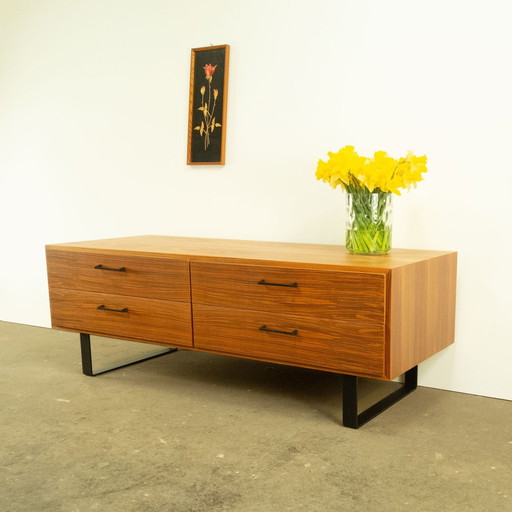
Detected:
left=213, top=89, right=219, bottom=100
left=200, top=86, right=206, bottom=96
left=315, top=146, right=427, bottom=195
left=315, top=145, right=367, bottom=190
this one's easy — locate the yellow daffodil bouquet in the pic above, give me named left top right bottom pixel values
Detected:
left=316, top=145, right=428, bottom=254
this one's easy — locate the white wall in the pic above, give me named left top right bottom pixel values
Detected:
left=1, top=0, right=511, bottom=400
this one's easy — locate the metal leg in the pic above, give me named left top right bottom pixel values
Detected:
left=79, top=333, right=177, bottom=376
left=342, top=366, right=418, bottom=429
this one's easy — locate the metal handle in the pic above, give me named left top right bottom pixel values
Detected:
left=258, top=279, right=297, bottom=288
left=94, top=264, right=126, bottom=272
left=97, top=305, right=129, bottom=313
left=259, top=325, right=298, bottom=336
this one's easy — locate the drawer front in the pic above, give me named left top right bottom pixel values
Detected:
left=191, top=262, right=386, bottom=323
left=46, top=249, right=190, bottom=301
left=193, top=305, right=385, bottom=378
left=49, top=288, right=192, bottom=346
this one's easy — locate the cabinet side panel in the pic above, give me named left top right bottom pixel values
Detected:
left=389, top=253, right=457, bottom=379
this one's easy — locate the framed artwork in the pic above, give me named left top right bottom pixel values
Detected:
left=187, top=44, right=230, bottom=165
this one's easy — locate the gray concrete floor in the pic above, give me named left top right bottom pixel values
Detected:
left=1, top=321, right=511, bottom=512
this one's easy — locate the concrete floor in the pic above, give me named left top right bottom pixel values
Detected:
left=1, top=321, right=510, bottom=512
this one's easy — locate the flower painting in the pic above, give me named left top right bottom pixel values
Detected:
left=197, top=65, right=221, bottom=151
left=187, top=45, right=230, bottom=165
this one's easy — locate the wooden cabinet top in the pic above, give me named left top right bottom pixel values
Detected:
left=46, top=235, right=456, bottom=272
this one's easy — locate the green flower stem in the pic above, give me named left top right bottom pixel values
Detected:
left=346, top=190, right=392, bottom=255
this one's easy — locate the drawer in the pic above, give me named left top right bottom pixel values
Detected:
left=191, top=262, right=386, bottom=324
left=49, top=288, right=192, bottom=346
left=193, top=305, right=386, bottom=378
left=46, top=249, right=190, bottom=302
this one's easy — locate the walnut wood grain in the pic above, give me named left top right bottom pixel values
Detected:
left=46, top=235, right=455, bottom=271
left=45, top=235, right=457, bottom=381
left=388, top=253, right=457, bottom=378
left=191, top=262, right=387, bottom=323
left=193, top=304, right=386, bottom=378
left=46, top=249, right=190, bottom=302
left=49, top=288, right=192, bottom=346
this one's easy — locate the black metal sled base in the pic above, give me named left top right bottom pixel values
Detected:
left=342, top=366, right=418, bottom=429
left=79, top=333, right=177, bottom=376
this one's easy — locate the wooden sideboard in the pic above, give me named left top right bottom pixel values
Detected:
left=46, top=235, right=457, bottom=428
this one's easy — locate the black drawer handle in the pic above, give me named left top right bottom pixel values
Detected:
left=94, top=264, right=126, bottom=272
left=259, top=325, right=298, bottom=336
left=97, top=305, right=129, bottom=313
left=258, top=279, right=297, bottom=288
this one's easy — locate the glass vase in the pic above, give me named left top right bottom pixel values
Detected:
left=345, top=192, right=392, bottom=255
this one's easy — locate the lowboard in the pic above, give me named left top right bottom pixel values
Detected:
left=46, top=235, right=457, bottom=428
